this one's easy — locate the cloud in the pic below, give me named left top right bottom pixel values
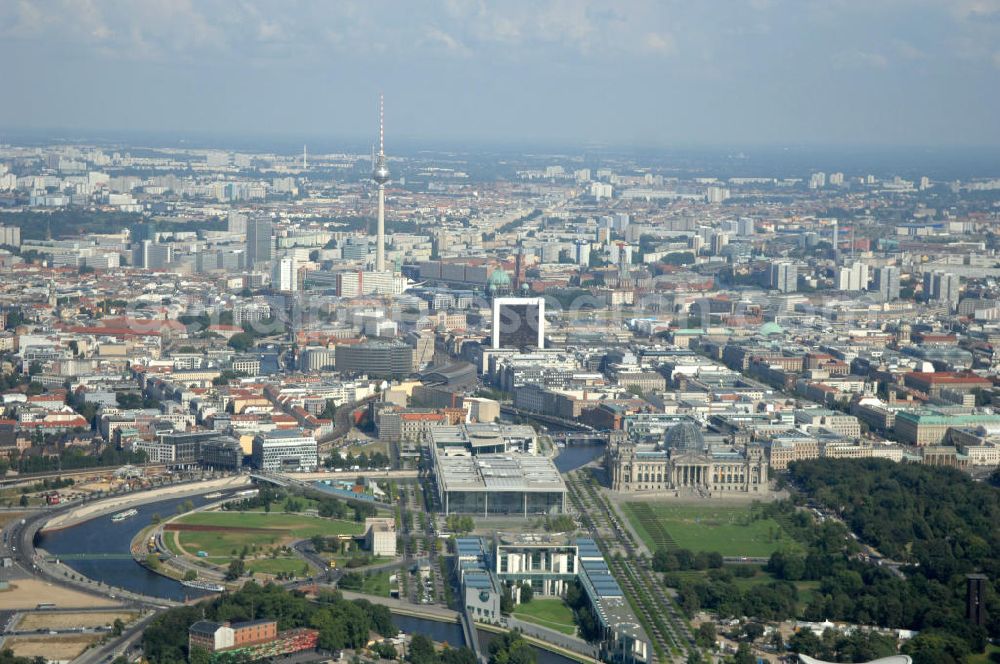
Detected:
left=948, top=0, right=1000, bottom=21
left=892, top=39, right=926, bottom=60
left=832, top=49, right=889, bottom=70
left=642, top=32, right=676, bottom=56
left=421, top=26, right=471, bottom=56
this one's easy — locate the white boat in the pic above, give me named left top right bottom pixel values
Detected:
left=203, top=492, right=223, bottom=499
left=111, top=509, right=138, bottom=523
left=181, top=580, right=225, bottom=593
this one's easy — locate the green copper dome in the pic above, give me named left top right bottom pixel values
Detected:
left=489, top=268, right=511, bottom=286
left=759, top=322, right=785, bottom=336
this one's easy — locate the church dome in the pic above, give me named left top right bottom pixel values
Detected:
left=489, top=268, right=511, bottom=286
left=759, top=321, right=784, bottom=336
left=664, top=421, right=705, bottom=453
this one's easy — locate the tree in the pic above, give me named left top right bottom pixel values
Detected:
left=18, top=495, right=27, bottom=508
left=372, top=642, right=398, bottom=660
left=111, top=618, right=125, bottom=636
left=742, top=622, right=765, bottom=642
left=189, top=647, right=212, bottom=664
left=487, top=631, right=536, bottom=664
left=732, top=642, right=755, bottom=664
left=408, top=634, right=437, bottom=664
left=224, top=558, right=246, bottom=581
left=227, top=333, right=255, bottom=352
left=500, top=585, right=514, bottom=615
left=184, top=570, right=198, bottom=581
left=145, top=554, right=160, bottom=571
left=901, top=631, right=970, bottom=664
left=695, top=622, right=716, bottom=650
left=519, top=583, right=533, bottom=603
left=440, top=648, right=477, bottom=664
left=320, top=400, right=337, bottom=420
left=788, top=630, right=822, bottom=656
left=652, top=548, right=679, bottom=572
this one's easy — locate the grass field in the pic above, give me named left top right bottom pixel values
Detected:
left=622, top=502, right=801, bottom=558
left=513, top=598, right=577, bottom=636
left=249, top=558, right=312, bottom=576
left=359, top=570, right=393, bottom=596
left=173, top=511, right=364, bottom=558
left=967, top=644, right=1000, bottom=663
left=341, top=570, right=394, bottom=596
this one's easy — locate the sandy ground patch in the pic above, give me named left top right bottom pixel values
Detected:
left=0, top=512, right=25, bottom=529
left=7, top=634, right=100, bottom=660
left=0, top=579, right=119, bottom=610
left=18, top=611, right=136, bottom=631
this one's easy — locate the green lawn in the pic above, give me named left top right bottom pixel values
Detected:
left=340, top=570, right=394, bottom=597
left=967, top=644, right=1000, bottom=663
left=360, top=571, right=393, bottom=596
left=249, top=557, right=312, bottom=576
left=173, top=511, right=364, bottom=558
left=513, top=598, right=577, bottom=636
left=622, top=502, right=801, bottom=558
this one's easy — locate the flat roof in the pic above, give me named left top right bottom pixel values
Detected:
left=436, top=453, right=566, bottom=494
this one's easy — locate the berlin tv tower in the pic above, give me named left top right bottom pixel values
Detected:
left=372, top=94, right=390, bottom=272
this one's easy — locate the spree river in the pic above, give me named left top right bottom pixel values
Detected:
left=37, top=491, right=222, bottom=602
left=553, top=443, right=604, bottom=473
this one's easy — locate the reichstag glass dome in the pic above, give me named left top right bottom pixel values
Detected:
left=663, top=421, right=705, bottom=453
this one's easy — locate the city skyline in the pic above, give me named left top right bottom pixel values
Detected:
left=2, top=1, right=1000, bottom=147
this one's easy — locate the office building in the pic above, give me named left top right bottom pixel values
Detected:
left=227, top=211, right=248, bottom=234
left=135, top=240, right=173, bottom=270
left=0, top=225, right=21, bottom=247
left=924, top=271, right=961, bottom=309
left=251, top=429, right=318, bottom=472
left=271, top=256, right=298, bottom=292
left=364, top=517, right=397, bottom=557
left=335, top=341, right=413, bottom=378
left=434, top=452, right=566, bottom=516
left=300, top=347, right=337, bottom=372
left=837, top=261, right=868, bottom=291
left=769, top=262, right=797, bottom=293
left=492, top=297, right=545, bottom=350
left=200, top=437, right=244, bottom=470
left=873, top=265, right=900, bottom=301
left=246, top=217, right=273, bottom=267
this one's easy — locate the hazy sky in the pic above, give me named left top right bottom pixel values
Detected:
left=2, top=0, right=999, bottom=148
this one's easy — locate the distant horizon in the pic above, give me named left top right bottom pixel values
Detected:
left=3, top=127, right=999, bottom=181
left=5, top=126, right=1000, bottom=155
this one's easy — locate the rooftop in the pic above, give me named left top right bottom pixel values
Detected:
left=436, top=453, right=566, bottom=493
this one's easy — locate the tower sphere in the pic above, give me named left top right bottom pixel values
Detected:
left=373, top=158, right=390, bottom=184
